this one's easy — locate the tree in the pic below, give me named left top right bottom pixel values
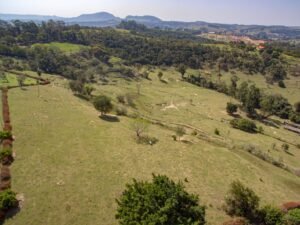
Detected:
left=260, top=94, right=292, bottom=119
left=226, top=102, right=238, bottom=115
left=230, top=118, right=257, bottom=133
left=131, top=118, right=149, bottom=138
left=84, top=85, right=95, bottom=97
left=177, top=64, right=186, bottom=78
left=224, top=180, right=260, bottom=222
left=69, top=80, right=84, bottom=95
left=116, top=174, right=206, bottom=225
left=175, top=127, right=186, bottom=141
left=93, top=95, right=113, bottom=115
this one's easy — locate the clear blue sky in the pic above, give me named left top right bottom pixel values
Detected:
left=0, top=0, right=299, bottom=26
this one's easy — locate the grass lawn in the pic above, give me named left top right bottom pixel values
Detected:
left=2, top=69, right=300, bottom=225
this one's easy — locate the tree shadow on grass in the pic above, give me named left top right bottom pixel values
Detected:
left=99, top=114, right=120, bottom=122
left=0, top=206, right=21, bottom=225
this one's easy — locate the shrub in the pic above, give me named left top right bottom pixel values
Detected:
left=0, top=131, right=12, bottom=141
left=281, top=143, right=289, bottom=152
left=224, top=180, right=260, bottom=222
left=175, top=127, right=186, bottom=140
left=136, top=135, right=159, bottom=145
left=0, top=189, right=18, bottom=211
left=289, top=112, right=300, bottom=124
left=116, top=106, right=127, bottom=116
left=93, top=95, right=113, bottom=115
left=215, top=128, right=220, bottom=135
left=283, top=208, right=300, bottom=225
left=116, top=174, right=206, bottom=225
left=117, top=95, right=126, bottom=104
left=0, top=148, right=13, bottom=161
left=259, top=205, right=283, bottom=225
left=227, top=102, right=238, bottom=115
left=230, top=118, right=257, bottom=133
left=278, top=80, right=286, bottom=88
left=294, top=101, right=300, bottom=113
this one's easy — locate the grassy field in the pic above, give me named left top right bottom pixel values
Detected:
left=2, top=68, right=300, bottom=225
left=0, top=72, right=37, bottom=87
left=32, top=42, right=88, bottom=54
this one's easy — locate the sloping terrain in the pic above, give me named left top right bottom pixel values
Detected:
left=1, top=70, right=300, bottom=225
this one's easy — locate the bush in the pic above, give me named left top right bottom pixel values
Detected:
left=136, top=135, right=159, bottom=145
left=259, top=205, right=283, bottom=225
left=116, top=95, right=126, bottom=104
left=224, top=180, right=260, bottom=222
left=289, top=112, right=300, bottom=124
left=0, top=131, right=12, bottom=141
left=116, top=106, right=127, bottom=116
left=281, top=143, right=289, bottom=152
left=116, top=174, right=206, bottom=225
left=0, top=189, right=18, bottom=211
left=227, top=102, right=238, bottom=115
left=230, top=118, right=257, bottom=133
left=283, top=208, right=300, bottom=225
left=278, top=80, right=286, bottom=88
left=0, top=148, right=13, bottom=161
left=215, top=128, right=220, bottom=135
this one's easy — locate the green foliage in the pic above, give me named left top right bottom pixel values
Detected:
left=283, top=208, right=300, bottom=225
left=226, top=102, right=238, bottom=115
left=0, top=148, right=13, bottom=161
left=177, top=64, right=187, bottom=78
left=158, top=71, right=163, bottom=80
left=289, top=112, right=300, bottom=124
left=278, top=80, right=286, bottom=88
left=281, top=143, right=289, bottom=152
left=214, top=128, right=220, bottom=135
left=175, top=127, right=186, bottom=138
left=259, top=205, right=283, bottom=225
left=131, top=118, right=150, bottom=138
left=224, top=180, right=260, bottom=222
left=116, top=174, right=206, bottom=225
left=115, top=106, right=127, bottom=116
left=0, top=189, right=18, bottom=211
left=93, top=95, right=113, bottom=115
left=230, top=118, right=257, bottom=133
left=0, top=131, right=12, bottom=140
left=260, top=94, right=292, bottom=119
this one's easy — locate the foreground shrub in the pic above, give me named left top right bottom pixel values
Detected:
left=0, top=189, right=18, bottom=211
left=0, top=148, right=13, bottom=162
left=116, top=174, right=206, bottom=225
left=224, top=181, right=260, bottom=222
left=283, top=208, right=300, bottom=225
left=259, top=205, right=283, bottom=225
left=230, top=118, right=257, bottom=133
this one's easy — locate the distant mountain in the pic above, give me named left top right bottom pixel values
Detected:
left=67, top=12, right=120, bottom=23
left=0, top=13, right=63, bottom=22
left=0, top=12, right=299, bottom=39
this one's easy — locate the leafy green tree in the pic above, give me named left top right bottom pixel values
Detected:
left=93, top=95, right=113, bottom=115
left=116, top=174, right=206, bottom=225
left=230, top=118, right=257, bottom=133
left=224, top=180, right=260, bottom=222
left=69, top=80, right=84, bottom=95
left=260, top=94, right=292, bottom=119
